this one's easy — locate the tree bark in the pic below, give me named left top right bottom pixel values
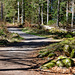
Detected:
left=71, top=0, right=74, bottom=28
left=18, top=1, right=20, bottom=23
left=38, top=0, right=41, bottom=25
left=57, top=0, right=60, bottom=27
left=41, top=2, right=43, bottom=25
left=21, top=0, right=24, bottom=24
left=47, top=0, right=49, bottom=24
left=66, top=0, right=69, bottom=28
left=13, top=17, right=15, bottom=25
left=1, top=2, right=3, bottom=21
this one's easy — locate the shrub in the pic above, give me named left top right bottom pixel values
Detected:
left=48, top=20, right=56, bottom=26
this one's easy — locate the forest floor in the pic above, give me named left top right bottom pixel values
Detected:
left=0, top=27, right=73, bottom=75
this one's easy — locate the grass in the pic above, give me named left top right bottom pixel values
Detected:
left=0, top=22, right=24, bottom=46
left=22, top=27, right=56, bottom=38
left=22, top=27, right=75, bottom=39
left=38, top=37, right=75, bottom=69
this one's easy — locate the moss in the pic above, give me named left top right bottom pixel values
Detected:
left=43, top=62, right=56, bottom=69
left=48, top=53, right=56, bottom=58
left=56, top=60, right=64, bottom=67
left=57, top=56, right=67, bottom=60
left=51, top=60, right=56, bottom=63
left=38, top=51, right=50, bottom=58
left=65, top=34, right=72, bottom=38
left=62, top=58, right=74, bottom=68
left=57, top=56, right=74, bottom=68
left=63, top=45, right=72, bottom=56
left=70, top=49, right=75, bottom=58
left=39, top=50, right=46, bottom=54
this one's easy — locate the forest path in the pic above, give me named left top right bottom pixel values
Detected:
left=0, top=27, right=62, bottom=75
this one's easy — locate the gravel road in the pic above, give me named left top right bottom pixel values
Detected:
left=0, top=28, right=62, bottom=75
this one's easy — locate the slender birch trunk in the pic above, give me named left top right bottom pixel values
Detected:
left=66, top=0, right=69, bottom=28
left=57, top=0, right=60, bottom=27
left=71, top=0, right=74, bottom=28
left=47, top=0, right=49, bottom=24
left=18, top=1, right=20, bottom=23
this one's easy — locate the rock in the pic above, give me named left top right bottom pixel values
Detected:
left=51, top=60, right=56, bottom=63
left=38, top=51, right=50, bottom=58
left=48, top=53, right=56, bottom=58
left=43, top=62, right=56, bottom=69
left=57, top=56, right=66, bottom=60
left=62, top=58, right=74, bottom=68
left=56, top=60, right=64, bottom=67
left=70, top=49, right=75, bottom=58
left=63, top=45, right=72, bottom=56
left=56, top=56, right=74, bottom=68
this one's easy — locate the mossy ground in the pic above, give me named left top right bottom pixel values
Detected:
left=38, top=38, right=75, bottom=69
left=22, top=26, right=75, bottom=39
left=0, top=22, right=24, bottom=46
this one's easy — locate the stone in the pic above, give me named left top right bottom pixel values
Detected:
left=57, top=56, right=66, bottom=60
left=56, top=60, right=64, bottom=67
left=70, top=49, right=75, bottom=58
left=38, top=51, right=50, bottom=58
left=63, top=45, right=72, bottom=56
left=62, top=58, right=74, bottom=68
left=48, top=53, right=56, bottom=58
left=43, top=62, right=56, bottom=69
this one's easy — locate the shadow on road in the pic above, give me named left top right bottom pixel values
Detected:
left=7, top=41, right=58, bottom=48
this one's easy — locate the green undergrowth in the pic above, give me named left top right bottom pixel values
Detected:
left=0, top=23, right=24, bottom=46
left=22, top=27, right=75, bottom=39
left=8, top=33, right=24, bottom=42
left=38, top=38, right=75, bottom=69
left=22, top=27, right=50, bottom=38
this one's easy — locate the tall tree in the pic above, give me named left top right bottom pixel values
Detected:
left=38, top=0, right=41, bottom=25
left=18, top=1, right=20, bottom=23
left=21, top=0, right=24, bottom=24
left=47, top=0, right=49, bottom=24
left=1, top=2, right=3, bottom=21
left=41, top=0, right=44, bottom=25
left=66, top=0, right=69, bottom=27
left=57, top=0, right=60, bottom=27
left=71, top=0, right=74, bottom=28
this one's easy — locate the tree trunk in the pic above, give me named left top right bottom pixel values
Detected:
left=57, top=0, right=60, bottom=27
left=47, top=0, right=49, bottom=24
left=66, top=0, right=69, bottom=28
left=1, top=2, right=3, bottom=21
left=13, top=17, right=15, bottom=25
left=71, top=0, right=74, bottom=28
left=18, top=1, right=20, bottom=23
left=41, top=3, right=43, bottom=25
left=21, top=0, right=24, bottom=24
left=38, top=0, right=41, bottom=25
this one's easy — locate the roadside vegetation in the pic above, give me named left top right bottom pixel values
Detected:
left=22, top=25, right=75, bottom=39
left=0, top=22, right=24, bottom=46
left=37, top=37, right=75, bottom=73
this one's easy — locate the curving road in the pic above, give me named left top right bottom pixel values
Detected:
left=0, top=27, right=61, bottom=75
